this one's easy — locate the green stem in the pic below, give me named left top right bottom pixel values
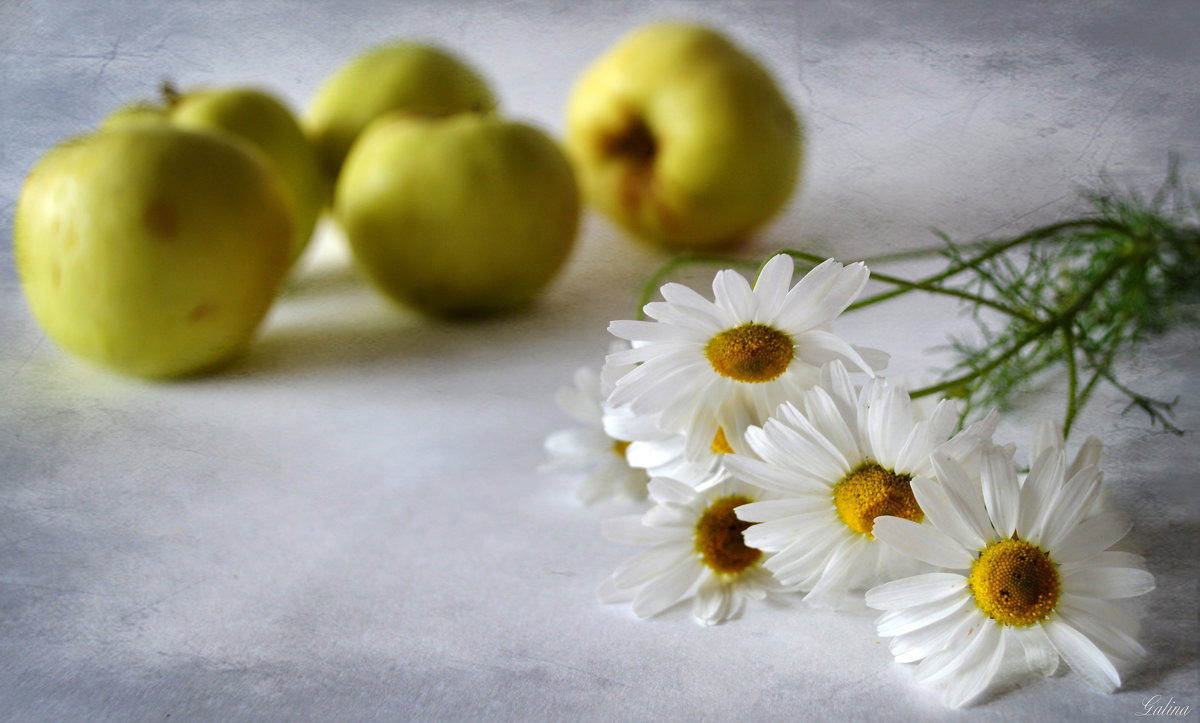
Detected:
left=1061, top=323, right=1080, bottom=437
left=849, top=218, right=1127, bottom=310
left=911, top=251, right=1128, bottom=400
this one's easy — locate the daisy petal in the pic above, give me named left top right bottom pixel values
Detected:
left=694, top=575, right=732, bottom=625
left=631, top=556, right=705, bottom=619
left=647, top=477, right=699, bottom=505
left=1043, top=618, right=1121, bottom=693
left=911, top=476, right=986, bottom=551
left=980, top=444, right=1020, bottom=539
left=611, top=543, right=695, bottom=588
left=1015, top=625, right=1060, bottom=677
left=753, top=254, right=795, bottom=322
left=1062, top=565, right=1155, bottom=599
left=601, top=515, right=687, bottom=546
left=1038, top=464, right=1103, bottom=549
left=876, top=594, right=969, bottom=637
left=1057, top=597, right=1146, bottom=662
left=888, top=607, right=973, bottom=663
left=712, top=268, right=757, bottom=324
left=865, top=572, right=968, bottom=610
left=1052, top=511, right=1132, bottom=564
left=941, top=621, right=1006, bottom=708
left=872, top=516, right=974, bottom=570
left=795, top=329, right=874, bottom=375
left=931, top=451, right=996, bottom=547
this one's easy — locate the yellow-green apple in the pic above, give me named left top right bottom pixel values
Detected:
left=565, top=22, right=803, bottom=250
left=14, top=124, right=293, bottom=378
left=334, top=113, right=579, bottom=316
left=304, top=42, right=498, bottom=187
left=103, top=85, right=324, bottom=265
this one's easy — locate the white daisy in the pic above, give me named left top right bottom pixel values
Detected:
left=605, top=253, right=887, bottom=466
left=598, top=476, right=792, bottom=625
left=723, top=360, right=997, bottom=606
left=602, top=407, right=729, bottom=491
left=866, top=427, right=1154, bottom=708
left=542, top=365, right=649, bottom=503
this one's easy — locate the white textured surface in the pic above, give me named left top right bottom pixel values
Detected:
left=2, top=1, right=1198, bottom=720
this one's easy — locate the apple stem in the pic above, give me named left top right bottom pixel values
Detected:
left=160, top=79, right=182, bottom=108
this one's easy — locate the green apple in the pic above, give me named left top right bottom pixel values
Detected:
left=565, top=22, right=803, bottom=250
left=304, top=42, right=498, bottom=186
left=14, top=124, right=293, bottom=378
left=335, top=113, right=579, bottom=317
left=167, top=86, right=325, bottom=265
left=103, top=85, right=324, bottom=265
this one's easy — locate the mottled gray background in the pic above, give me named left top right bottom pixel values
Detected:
left=2, top=1, right=1197, bottom=720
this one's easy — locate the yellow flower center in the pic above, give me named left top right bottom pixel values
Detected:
left=968, top=537, right=1061, bottom=627
left=694, top=495, right=762, bottom=576
left=832, top=462, right=922, bottom=538
left=705, top=323, right=794, bottom=383
left=611, top=439, right=631, bottom=459
left=711, top=427, right=735, bottom=455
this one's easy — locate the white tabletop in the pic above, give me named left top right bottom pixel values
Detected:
left=2, top=2, right=1197, bottom=720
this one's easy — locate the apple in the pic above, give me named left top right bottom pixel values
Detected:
left=565, top=22, right=803, bottom=250
left=334, top=113, right=579, bottom=317
left=103, top=85, right=324, bottom=265
left=14, top=123, right=293, bottom=378
left=304, top=42, right=498, bottom=186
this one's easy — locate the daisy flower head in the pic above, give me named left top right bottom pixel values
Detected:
left=866, top=425, right=1154, bottom=708
left=542, top=365, right=649, bottom=503
left=604, top=253, right=887, bottom=467
left=722, top=360, right=996, bottom=606
left=598, top=475, right=793, bottom=625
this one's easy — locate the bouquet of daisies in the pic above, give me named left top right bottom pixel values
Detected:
left=543, top=252, right=1159, bottom=709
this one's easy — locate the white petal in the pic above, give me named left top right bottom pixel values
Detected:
left=887, top=607, right=973, bottom=663
left=630, top=558, right=705, bottom=619
left=658, top=281, right=716, bottom=313
left=711, top=268, right=756, bottom=324
left=931, top=451, right=996, bottom=547
left=1031, top=419, right=1064, bottom=463
left=940, top=621, right=1006, bottom=708
left=611, top=542, right=694, bottom=588
left=693, top=574, right=733, bottom=625
left=647, top=477, right=699, bottom=505
left=1062, top=565, right=1156, bottom=600
left=1057, top=596, right=1146, bottom=662
left=980, top=444, right=1020, bottom=539
left=752, top=254, right=795, bottom=322
left=865, top=572, right=968, bottom=610
left=911, top=476, right=986, bottom=552
left=1038, top=464, right=1103, bottom=550
left=1014, top=625, right=1060, bottom=677
left=872, top=516, right=974, bottom=570
left=723, top=454, right=827, bottom=496
left=1069, top=436, right=1103, bottom=479
left=596, top=575, right=635, bottom=604
left=794, top=329, right=874, bottom=375
left=601, top=515, right=686, bottom=546
left=876, top=594, right=970, bottom=637
left=1043, top=618, right=1121, bottom=693
left=778, top=259, right=869, bottom=330
left=1019, top=447, right=1065, bottom=540
left=1052, top=511, right=1132, bottom=564
left=741, top=511, right=827, bottom=551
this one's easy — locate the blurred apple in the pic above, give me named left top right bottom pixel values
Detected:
left=14, top=124, right=292, bottom=378
left=565, top=22, right=802, bottom=250
left=104, top=85, right=324, bottom=265
left=335, top=113, right=579, bottom=317
left=305, top=42, right=498, bottom=188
